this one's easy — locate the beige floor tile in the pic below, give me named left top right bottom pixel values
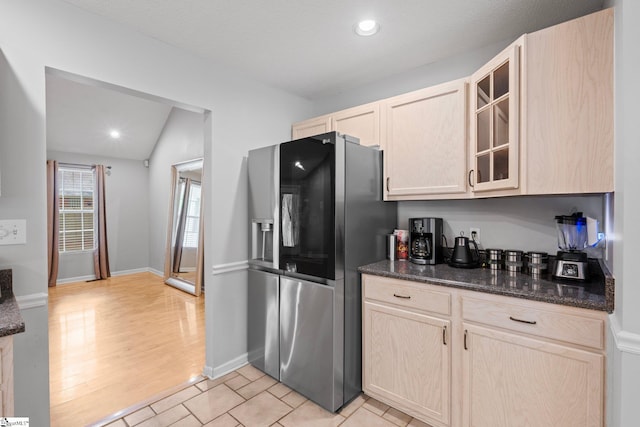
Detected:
left=136, top=404, right=191, bottom=427
left=408, top=418, right=434, bottom=427
left=236, top=375, right=278, bottom=399
left=169, top=414, right=203, bottom=427
left=279, top=400, right=344, bottom=427
left=229, top=391, right=292, bottom=427
left=362, top=397, right=390, bottom=416
left=105, top=420, right=127, bottom=427
left=236, top=364, right=265, bottom=381
left=151, top=386, right=202, bottom=414
left=280, top=390, right=307, bottom=408
left=340, top=407, right=397, bottom=427
left=338, top=394, right=367, bottom=418
left=202, top=413, right=241, bottom=427
left=267, top=383, right=291, bottom=398
left=225, top=374, right=251, bottom=391
left=124, top=406, right=155, bottom=426
left=383, top=407, right=412, bottom=427
left=197, top=372, right=240, bottom=392
left=184, top=384, right=246, bottom=424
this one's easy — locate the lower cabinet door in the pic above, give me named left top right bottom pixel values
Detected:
left=462, top=324, right=604, bottom=427
left=363, top=301, right=450, bottom=426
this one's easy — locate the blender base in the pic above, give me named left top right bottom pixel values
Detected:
left=553, top=251, right=588, bottom=281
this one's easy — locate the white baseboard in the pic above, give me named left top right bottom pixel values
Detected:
left=211, top=260, right=248, bottom=276
left=15, top=292, right=48, bottom=310
left=56, top=267, right=163, bottom=285
left=112, top=268, right=151, bottom=277
left=56, top=274, right=96, bottom=285
left=609, top=314, right=640, bottom=355
left=205, top=353, right=248, bottom=379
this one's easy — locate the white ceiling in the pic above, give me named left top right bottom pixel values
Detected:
left=60, top=0, right=604, bottom=99
left=46, top=73, right=173, bottom=160
left=48, top=0, right=604, bottom=160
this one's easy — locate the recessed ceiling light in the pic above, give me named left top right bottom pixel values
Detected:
left=355, top=19, right=380, bottom=36
left=109, top=129, right=121, bottom=139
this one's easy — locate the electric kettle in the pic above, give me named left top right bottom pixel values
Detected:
left=449, top=233, right=480, bottom=268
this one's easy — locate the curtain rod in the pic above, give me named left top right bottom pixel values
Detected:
left=58, top=162, right=112, bottom=170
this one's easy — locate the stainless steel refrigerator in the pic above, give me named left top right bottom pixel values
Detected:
left=247, top=132, right=396, bottom=412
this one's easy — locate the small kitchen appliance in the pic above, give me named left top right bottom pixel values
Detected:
left=553, top=213, right=589, bottom=281
left=408, top=218, right=443, bottom=265
left=486, top=249, right=503, bottom=270
left=505, top=249, right=524, bottom=273
left=527, top=251, right=548, bottom=278
left=449, top=233, right=480, bottom=268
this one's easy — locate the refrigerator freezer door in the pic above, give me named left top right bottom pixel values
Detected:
left=279, top=135, right=336, bottom=280
left=248, top=268, right=280, bottom=379
left=280, top=276, right=341, bottom=411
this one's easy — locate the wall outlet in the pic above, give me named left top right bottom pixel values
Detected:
left=0, top=219, right=27, bottom=245
left=470, top=227, right=480, bottom=244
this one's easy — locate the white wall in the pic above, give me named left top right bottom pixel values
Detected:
left=148, top=107, right=205, bottom=274
left=0, top=0, right=312, bottom=424
left=603, top=1, right=640, bottom=426
left=311, top=38, right=511, bottom=116
left=47, top=151, right=151, bottom=281
left=398, top=195, right=606, bottom=256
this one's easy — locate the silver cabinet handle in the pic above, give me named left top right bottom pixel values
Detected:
left=464, top=329, right=468, bottom=350
left=386, top=177, right=390, bottom=192
left=443, top=325, right=447, bottom=345
left=393, top=293, right=411, bottom=299
left=468, top=169, right=475, bottom=187
left=509, top=316, right=537, bottom=325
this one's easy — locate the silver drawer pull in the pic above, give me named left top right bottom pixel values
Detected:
left=509, top=316, right=537, bottom=325
left=393, top=293, right=411, bottom=299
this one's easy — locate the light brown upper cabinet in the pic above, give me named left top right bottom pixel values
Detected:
left=331, top=102, right=380, bottom=148
left=468, top=8, right=613, bottom=197
left=523, top=8, right=613, bottom=194
left=291, top=102, right=381, bottom=147
left=383, top=79, right=467, bottom=200
left=291, top=115, right=331, bottom=140
left=469, top=41, right=521, bottom=193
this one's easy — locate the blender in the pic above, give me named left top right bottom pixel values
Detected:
left=553, top=213, right=589, bottom=281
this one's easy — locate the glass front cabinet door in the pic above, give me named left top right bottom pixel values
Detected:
left=469, top=43, right=520, bottom=192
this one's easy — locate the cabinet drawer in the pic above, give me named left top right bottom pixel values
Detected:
left=462, top=296, right=605, bottom=350
left=363, top=275, right=451, bottom=316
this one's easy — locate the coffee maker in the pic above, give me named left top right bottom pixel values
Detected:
left=409, top=218, right=443, bottom=265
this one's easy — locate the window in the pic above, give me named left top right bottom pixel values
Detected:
left=182, top=182, right=201, bottom=248
left=58, top=166, right=95, bottom=252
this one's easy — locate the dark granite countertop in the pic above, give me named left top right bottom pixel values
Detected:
left=359, top=258, right=614, bottom=313
left=0, top=269, right=26, bottom=338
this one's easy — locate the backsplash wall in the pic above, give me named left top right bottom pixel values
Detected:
left=397, top=194, right=607, bottom=257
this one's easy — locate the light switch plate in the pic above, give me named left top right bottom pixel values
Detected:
left=0, top=219, right=27, bottom=245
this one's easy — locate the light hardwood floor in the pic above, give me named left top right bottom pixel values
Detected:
left=49, top=272, right=205, bottom=426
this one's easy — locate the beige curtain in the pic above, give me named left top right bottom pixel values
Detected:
left=94, top=165, right=111, bottom=280
left=47, top=160, right=60, bottom=287
left=172, top=178, right=191, bottom=274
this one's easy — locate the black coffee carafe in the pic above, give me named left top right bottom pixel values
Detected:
left=449, top=234, right=480, bottom=268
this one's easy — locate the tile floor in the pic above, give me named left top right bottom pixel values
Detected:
left=100, top=364, right=434, bottom=427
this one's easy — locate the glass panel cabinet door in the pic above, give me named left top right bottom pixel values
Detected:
left=470, top=44, right=520, bottom=192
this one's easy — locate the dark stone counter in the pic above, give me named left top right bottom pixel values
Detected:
left=358, top=258, right=614, bottom=313
left=0, top=269, right=26, bottom=338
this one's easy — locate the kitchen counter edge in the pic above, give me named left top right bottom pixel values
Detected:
left=359, top=259, right=613, bottom=313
